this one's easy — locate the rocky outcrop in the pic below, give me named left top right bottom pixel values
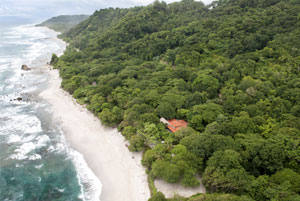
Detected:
left=21, top=64, right=31, bottom=71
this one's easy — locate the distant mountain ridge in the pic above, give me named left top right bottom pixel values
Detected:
left=37, top=15, right=89, bottom=33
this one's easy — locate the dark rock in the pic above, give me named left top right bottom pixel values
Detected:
left=16, top=97, right=22, bottom=101
left=21, top=64, right=31, bottom=71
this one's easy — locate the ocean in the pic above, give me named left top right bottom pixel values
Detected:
left=0, top=24, right=101, bottom=200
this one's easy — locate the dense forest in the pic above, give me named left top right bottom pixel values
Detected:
left=51, top=0, right=300, bottom=200
left=37, top=15, right=89, bottom=33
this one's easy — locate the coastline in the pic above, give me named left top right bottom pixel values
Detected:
left=39, top=67, right=150, bottom=201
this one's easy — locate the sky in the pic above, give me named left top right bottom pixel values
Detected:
left=0, top=0, right=214, bottom=22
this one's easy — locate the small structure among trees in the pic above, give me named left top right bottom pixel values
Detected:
left=160, top=118, right=188, bottom=133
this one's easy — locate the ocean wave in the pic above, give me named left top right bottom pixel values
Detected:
left=25, top=42, right=47, bottom=62
left=7, top=134, right=22, bottom=144
left=70, top=149, right=102, bottom=201
left=36, top=135, right=50, bottom=147
left=2, top=35, right=22, bottom=39
left=54, top=127, right=102, bottom=201
left=0, top=24, right=98, bottom=200
left=28, top=154, right=42, bottom=160
left=0, top=93, right=28, bottom=105
left=47, top=143, right=65, bottom=153
left=0, top=58, right=9, bottom=64
left=0, top=64, right=10, bottom=73
left=5, top=25, right=47, bottom=40
left=0, top=114, right=42, bottom=135
left=10, top=142, right=36, bottom=160
left=8, top=134, right=50, bottom=161
left=5, top=41, right=32, bottom=45
left=35, top=164, right=44, bottom=169
left=1, top=25, right=54, bottom=71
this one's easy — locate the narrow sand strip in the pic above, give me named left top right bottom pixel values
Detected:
left=155, top=176, right=206, bottom=198
left=39, top=67, right=150, bottom=201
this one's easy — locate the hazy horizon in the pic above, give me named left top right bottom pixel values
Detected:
left=0, top=0, right=214, bottom=23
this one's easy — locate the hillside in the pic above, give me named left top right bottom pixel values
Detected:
left=37, top=15, right=89, bottom=33
left=52, top=0, right=300, bottom=200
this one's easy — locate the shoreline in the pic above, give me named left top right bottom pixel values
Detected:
left=39, top=67, right=150, bottom=201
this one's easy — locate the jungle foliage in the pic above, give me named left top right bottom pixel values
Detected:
left=52, top=0, right=300, bottom=200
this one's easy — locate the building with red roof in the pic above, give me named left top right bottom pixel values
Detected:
left=160, top=118, right=188, bottom=133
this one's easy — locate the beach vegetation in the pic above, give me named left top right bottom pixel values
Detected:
left=149, top=192, right=167, bottom=201
left=52, top=0, right=300, bottom=200
left=50, top=53, right=59, bottom=65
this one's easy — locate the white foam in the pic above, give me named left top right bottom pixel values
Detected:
left=55, top=128, right=102, bottom=201
left=0, top=25, right=66, bottom=99
left=0, top=94, right=26, bottom=105
left=15, top=163, right=24, bottom=168
left=28, top=154, right=42, bottom=160
left=7, top=135, right=22, bottom=144
left=22, top=86, right=38, bottom=93
left=24, top=116, right=42, bottom=134
left=10, top=142, right=36, bottom=160
left=0, top=63, right=10, bottom=71
left=0, top=58, right=9, bottom=63
left=2, top=35, right=22, bottom=39
left=35, top=164, right=44, bottom=169
left=5, top=25, right=47, bottom=41
left=1, top=25, right=58, bottom=74
left=0, top=24, right=96, bottom=199
left=9, top=134, right=48, bottom=161
left=6, top=41, right=31, bottom=45
left=25, top=42, right=46, bottom=62
left=35, top=135, right=50, bottom=148
left=47, top=145, right=55, bottom=152
left=0, top=114, right=42, bottom=135
left=0, top=103, right=24, bottom=116
left=22, top=133, right=38, bottom=144
left=57, top=188, right=65, bottom=193
left=47, top=142, right=65, bottom=153
left=70, top=149, right=102, bottom=201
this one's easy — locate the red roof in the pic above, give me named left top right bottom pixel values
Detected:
left=167, top=119, right=188, bottom=133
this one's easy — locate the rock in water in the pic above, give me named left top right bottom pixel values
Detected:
left=21, top=64, right=31, bottom=71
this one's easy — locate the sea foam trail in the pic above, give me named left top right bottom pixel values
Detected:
left=54, top=124, right=102, bottom=201
left=35, top=25, right=103, bottom=201
left=0, top=24, right=102, bottom=201
left=38, top=26, right=103, bottom=201
left=71, top=150, right=102, bottom=201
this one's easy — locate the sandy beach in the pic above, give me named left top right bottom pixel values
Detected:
left=39, top=67, right=150, bottom=201
left=155, top=176, right=206, bottom=198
